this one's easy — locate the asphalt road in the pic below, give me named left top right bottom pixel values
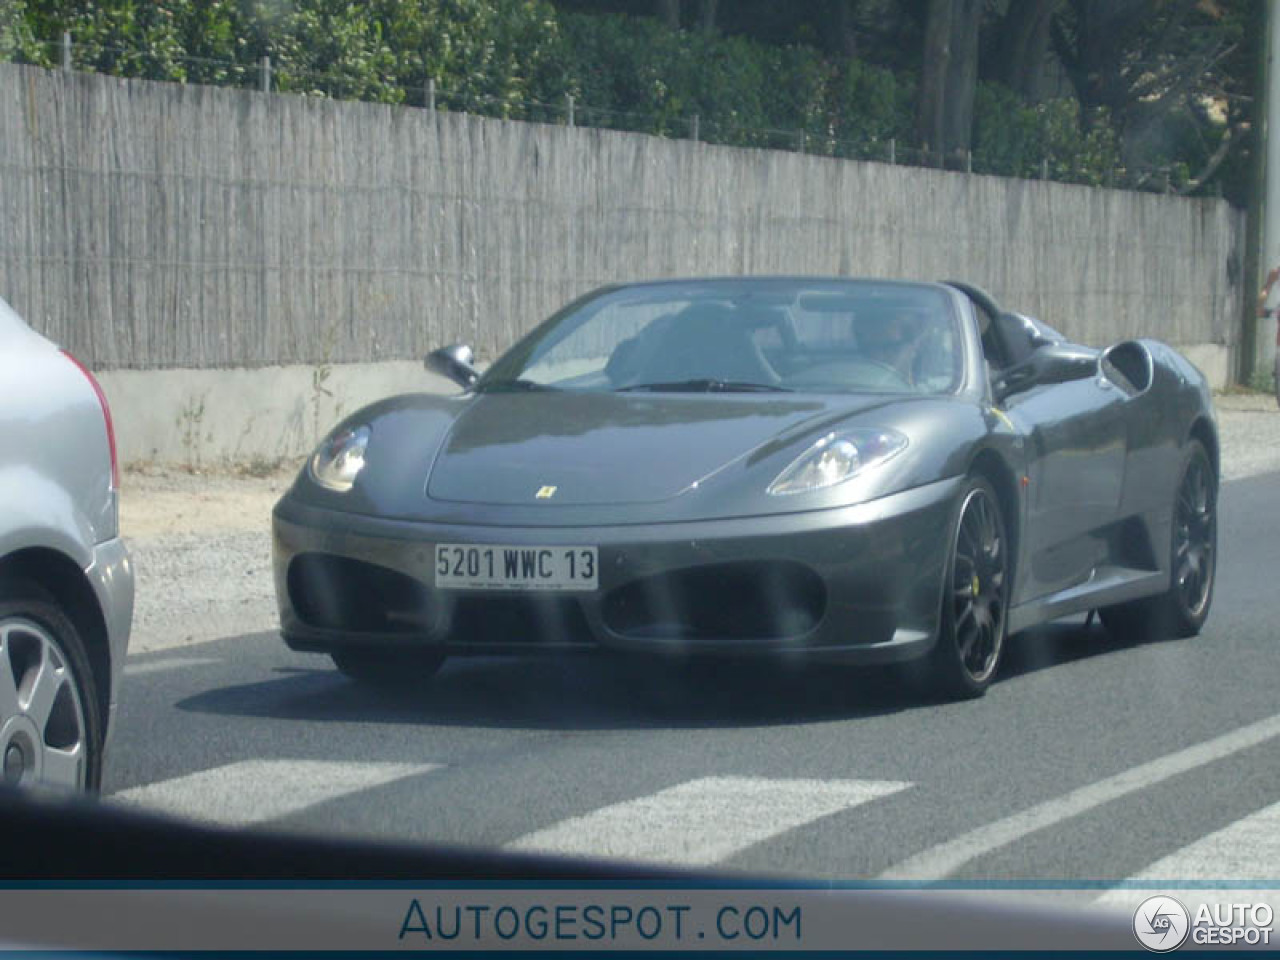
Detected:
left=103, top=470, right=1280, bottom=886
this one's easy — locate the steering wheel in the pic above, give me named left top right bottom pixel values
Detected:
left=859, top=358, right=914, bottom=389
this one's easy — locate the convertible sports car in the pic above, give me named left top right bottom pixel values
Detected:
left=272, top=277, right=1217, bottom=698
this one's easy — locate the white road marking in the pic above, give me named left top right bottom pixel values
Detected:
left=508, top=776, right=911, bottom=867
left=124, top=656, right=221, bottom=676
left=110, top=759, right=440, bottom=826
left=881, top=712, right=1280, bottom=882
left=1094, top=800, right=1280, bottom=905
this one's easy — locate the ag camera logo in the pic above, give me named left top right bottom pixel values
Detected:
left=1133, top=896, right=1190, bottom=952
left=1133, top=896, right=1276, bottom=951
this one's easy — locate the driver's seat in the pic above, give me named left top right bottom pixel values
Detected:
left=648, top=304, right=781, bottom=385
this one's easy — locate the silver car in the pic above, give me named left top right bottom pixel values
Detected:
left=0, top=296, right=133, bottom=792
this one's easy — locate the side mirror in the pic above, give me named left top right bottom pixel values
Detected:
left=993, top=344, right=1097, bottom=402
left=425, top=343, right=479, bottom=388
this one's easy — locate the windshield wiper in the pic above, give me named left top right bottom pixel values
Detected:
left=616, top=378, right=792, bottom=393
left=473, top=378, right=560, bottom=394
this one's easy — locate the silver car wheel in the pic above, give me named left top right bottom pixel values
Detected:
left=0, top=615, right=88, bottom=791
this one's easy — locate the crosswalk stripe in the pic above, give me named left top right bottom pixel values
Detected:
left=507, top=776, right=911, bottom=867
left=880, top=711, right=1280, bottom=882
left=124, top=656, right=221, bottom=676
left=110, top=759, right=440, bottom=826
left=1094, top=800, right=1280, bottom=905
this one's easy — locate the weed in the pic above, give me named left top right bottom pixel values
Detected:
left=1248, top=369, right=1277, bottom=395
left=176, top=393, right=208, bottom=470
left=311, top=322, right=340, bottom=443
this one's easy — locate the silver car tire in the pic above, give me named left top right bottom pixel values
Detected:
left=0, top=583, right=102, bottom=793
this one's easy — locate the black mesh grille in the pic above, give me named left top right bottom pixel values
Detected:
left=445, top=595, right=594, bottom=645
left=602, top=561, right=825, bottom=641
left=288, top=554, right=433, bottom=634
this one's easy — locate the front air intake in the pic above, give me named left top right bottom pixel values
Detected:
left=288, top=554, right=432, bottom=634
left=602, top=561, right=825, bottom=641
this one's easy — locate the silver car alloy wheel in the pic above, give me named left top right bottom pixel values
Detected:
left=0, top=615, right=88, bottom=790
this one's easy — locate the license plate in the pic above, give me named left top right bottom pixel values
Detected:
left=434, top=544, right=598, bottom=591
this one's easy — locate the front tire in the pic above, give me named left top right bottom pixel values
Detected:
left=919, top=476, right=1010, bottom=699
left=330, top=647, right=445, bottom=689
left=1100, top=439, right=1216, bottom=643
left=0, top=583, right=103, bottom=793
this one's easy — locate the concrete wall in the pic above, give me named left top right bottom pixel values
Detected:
left=0, top=63, right=1248, bottom=464
left=97, top=362, right=462, bottom=467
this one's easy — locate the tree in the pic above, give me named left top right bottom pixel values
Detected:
left=697, top=0, right=717, bottom=35
left=916, top=0, right=982, bottom=163
left=1051, top=0, right=1249, bottom=192
left=990, top=0, right=1060, bottom=102
left=833, top=0, right=859, bottom=59
left=647, top=0, right=717, bottom=34
left=0, top=0, right=41, bottom=62
left=20, top=0, right=235, bottom=81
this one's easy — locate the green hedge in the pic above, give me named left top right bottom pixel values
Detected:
left=8, top=0, right=1123, bottom=184
left=972, top=85, right=1120, bottom=183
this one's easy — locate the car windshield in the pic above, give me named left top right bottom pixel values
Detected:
left=479, top=280, right=962, bottom=396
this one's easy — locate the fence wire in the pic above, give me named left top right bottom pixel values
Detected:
left=7, top=36, right=1208, bottom=197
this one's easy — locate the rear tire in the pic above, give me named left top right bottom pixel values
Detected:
left=330, top=647, right=445, bottom=688
left=1100, top=439, right=1216, bottom=644
left=0, top=581, right=103, bottom=793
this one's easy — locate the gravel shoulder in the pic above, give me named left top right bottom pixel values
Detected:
left=121, top=398, right=1280, bottom=655
left=1214, top=393, right=1280, bottom=481
left=121, top=462, right=300, bottom=653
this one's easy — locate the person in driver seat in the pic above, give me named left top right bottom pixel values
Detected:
left=857, top=309, right=925, bottom=383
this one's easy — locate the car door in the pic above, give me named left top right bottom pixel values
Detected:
left=958, top=284, right=1128, bottom=603
left=1001, top=363, right=1128, bottom=601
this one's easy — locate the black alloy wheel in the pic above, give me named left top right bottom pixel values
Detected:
left=1171, top=445, right=1216, bottom=626
left=917, top=476, right=1009, bottom=699
left=1100, top=439, right=1216, bottom=642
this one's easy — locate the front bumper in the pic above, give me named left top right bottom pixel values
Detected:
left=272, top=477, right=962, bottom=665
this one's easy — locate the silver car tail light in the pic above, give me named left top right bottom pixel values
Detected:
left=61, top=350, right=119, bottom=492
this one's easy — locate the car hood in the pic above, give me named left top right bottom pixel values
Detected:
left=425, top=391, right=890, bottom=506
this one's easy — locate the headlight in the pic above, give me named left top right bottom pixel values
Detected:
left=310, top=425, right=371, bottom=492
left=767, top=429, right=908, bottom=496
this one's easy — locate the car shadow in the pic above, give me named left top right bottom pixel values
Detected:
left=1000, top=618, right=1139, bottom=680
left=175, top=618, right=1135, bottom=731
left=176, top=654, right=912, bottom=730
